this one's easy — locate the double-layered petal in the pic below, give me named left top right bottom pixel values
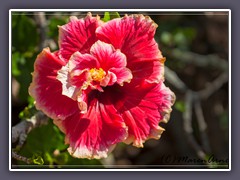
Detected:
left=59, top=13, right=103, bottom=60
left=29, top=12, right=175, bottom=159
left=29, top=48, right=79, bottom=120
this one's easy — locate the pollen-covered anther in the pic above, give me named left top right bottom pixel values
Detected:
left=89, top=68, right=106, bottom=82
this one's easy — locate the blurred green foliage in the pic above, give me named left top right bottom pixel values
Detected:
left=47, top=16, right=68, bottom=44
left=155, top=16, right=197, bottom=71
left=18, top=120, right=102, bottom=167
left=12, top=13, right=38, bottom=102
left=174, top=100, right=186, bottom=112
left=12, top=14, right=39, bottom=52
left=18, top=102, right=36, bottom=120
left=160, top=27, right=196, bottom=49
left=156, top=16, right=197, bottom=51
left=101, top=12, right=120, bottom=22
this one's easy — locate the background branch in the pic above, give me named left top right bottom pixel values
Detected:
left=12, top=150, right=32, bottom=164
left=168, top=49, right=228, bottom=71
left=34, top=12, right=48, bottom=50
left=34, top=12, right=57, bottom=51
left=198, top=72, right=228, bottom=99
left=12, top=111, right=49, bottom=148
left=164, top=61, right=228, bottom=165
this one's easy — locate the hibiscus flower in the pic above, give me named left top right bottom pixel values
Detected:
left=29, top=12, right=175, bottom=159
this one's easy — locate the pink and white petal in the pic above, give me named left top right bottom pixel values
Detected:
left=69, top=69, right=90, bottom=88
left=77, top=90, right=89, bottom=114
left=59, top=13, right=103, bottom=60
left=90, top=40, right=127, bottom=71
left=96, top=14, right=162, bottom=65
left=100, top=71, right=117, bottom=87
left=56, top=51, right=99, bottom=100
left=108, top=67, right=133, bottom=85
left=29, top=48, right=79, bottom=120
left=57, top=65, right=75, bottom=99
left=114, top=81, right=175, bottom=147
left=68, top=51, right=99, bottom=71
left=56, top=98, right=128, bottom=159
left=99, top=73, right=111, bottom=87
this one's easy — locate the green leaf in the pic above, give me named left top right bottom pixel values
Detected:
left=172, top=27, right=197, bottom=49
left=12, top=52, right=36, bottom=102
left=53, top=152, right=69, bottom=165
left=11, top=14, right=40, bottom=103
left=102, top=12, right=110, bottom=22
left=32, top=154, right=44, bottom=165
left=18, top=121, right=67, bottom=165
left=27, top=96, right=35, bottom=105
left=48, top=16, right=68, bottom=44
left=174, top=100, right=186, bottom=112
left=160, top=31, right=173, bottom=46
left=44, top=152, right=54, bottom=165
left=18, top=104, right=37, bottom=120
left=12, top=52, right=28, bottom=77
left=101, top=12, right=120, bottom=22
left=17, top=118, right=104, bottom=167
left=18, top=120, right=103, bottom=167
left=174, top=32, right=187, bottom=45
left=62, top=153, right=103, bottom=168
left=12, top=13, right=39, bottom=53
left=28, top=121, right=66, bottom=152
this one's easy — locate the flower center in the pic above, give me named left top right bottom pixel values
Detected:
left=89, top=68, right=106, bottom=82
